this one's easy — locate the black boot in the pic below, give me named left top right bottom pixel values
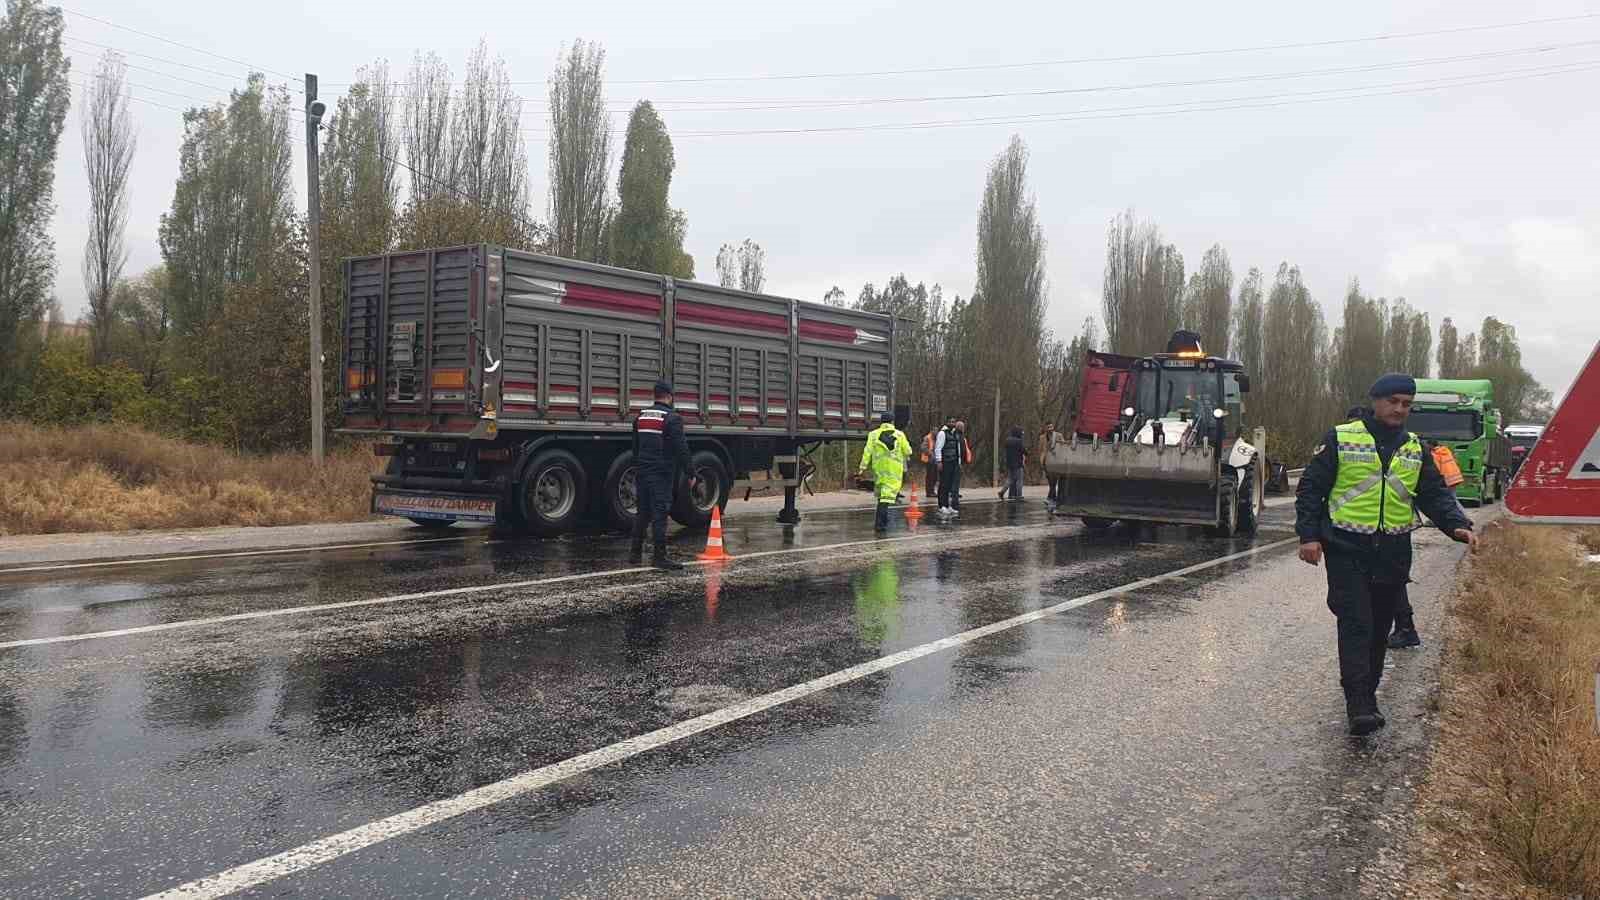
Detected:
left=629, top=541, right=644, bottom=565
left=652, top=549, right=684, bottom=571
left=1347, top=698, right=1383, bottom=736
left=1387, top=627, right=1420, bottom=649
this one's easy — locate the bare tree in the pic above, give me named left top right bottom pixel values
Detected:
left=453, top=41, right=528, bottom=218
left=716, top=239, right=765, bottom=291
left=1183, top=244, right=1233, bottom=355
left=403, top=52, right=453, bottom=205
left=1231, top=267, right=1265, bottom=380
left=1436, top=316, right=1459, bottom=377
left=81, top=50, right=136, bottom=365
left=1101, top=209, right=1181, bottom=355
left=547, top=40, right=611, bottom=261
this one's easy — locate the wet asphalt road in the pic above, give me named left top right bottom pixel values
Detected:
left=0, top=498, right=1469, bottom=899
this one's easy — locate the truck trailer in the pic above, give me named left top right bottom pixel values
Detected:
left=337, top=245, right=897, bottom=536
left=1408, top=378, right=1510, bottom=505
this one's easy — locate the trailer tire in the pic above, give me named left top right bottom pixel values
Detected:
left=601, top=452, right=641, bottom=533
left=671, top=451, right=730, bottom=530
left=1081, top=516, right=1117, bottom=530
left=518, top=449, right=588, bottom=537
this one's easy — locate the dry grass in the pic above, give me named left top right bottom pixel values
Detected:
left=1408, top=521, right=1600, bottom=898
left=0, top=422, right=381, bottom=535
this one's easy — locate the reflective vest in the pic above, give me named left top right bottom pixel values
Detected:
left=861, top=424, right=911, bottom=502
left=1329, top=421, right=1423, bottom=535
left=920, top=431, right=934, bottom=464
left=1431, top=444, right=1464, bottom=488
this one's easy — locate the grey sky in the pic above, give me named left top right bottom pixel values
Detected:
left=46, top=0, right=1600, bottom=402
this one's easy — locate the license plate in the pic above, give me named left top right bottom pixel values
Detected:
left=373, top=492, right=497, bottom=523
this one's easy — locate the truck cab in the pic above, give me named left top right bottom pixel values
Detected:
left=1409, top=378, right=1510, bottom=505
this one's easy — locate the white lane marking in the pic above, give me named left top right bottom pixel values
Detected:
left=0, top=535, right=491, bottom=576
left=143, top=535, right=1299, bottom=899
left=0, top=522, right=1067, bottom=650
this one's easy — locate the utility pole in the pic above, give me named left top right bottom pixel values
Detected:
left=305, top=74, right=327, bottom=464
left=992, top=383, right=1001, bottom=489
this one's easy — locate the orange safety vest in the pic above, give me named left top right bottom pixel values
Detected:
left=1431, top=444, right=1464, bottom=488
left=920, top=431, right=934, bottom=464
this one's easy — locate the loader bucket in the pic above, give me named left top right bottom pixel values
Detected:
left=1045, top=439, right=1220, bottom=526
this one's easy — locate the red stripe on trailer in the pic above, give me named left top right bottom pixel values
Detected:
left=561, top=282, right=662, bottom=317
left=504, top=380, right=537, bottom=391
left=677, top=301, right=788, bottom=335
left=799, top=319, right=860, bottom=344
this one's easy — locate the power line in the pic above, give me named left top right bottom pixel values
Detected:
left=64, top=35, right=267, bottom=84
left=508, top=55, right=1599, bottom=136
left=64, top=46, right=242, bottom=97
left=59, top=5, right=303, bottom=86
left=661, top=58, right=1600, bottom=136
left=319, top=11, right=1600, bottom=88
left=322, top=37, right=1600, bottom=112
left=602, top=38, right=1600, bottom=114
left=609, top=12, right=1600, bottom=84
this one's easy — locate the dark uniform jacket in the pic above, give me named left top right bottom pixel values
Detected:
left=1004, top=431, right=1026, bottom=469
left=633, top=401, right=692, bottom=477
left=1294, top=414, right=1473, bottom=583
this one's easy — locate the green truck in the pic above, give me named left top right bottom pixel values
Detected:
left=1408, top=378, right=1512, bottom=505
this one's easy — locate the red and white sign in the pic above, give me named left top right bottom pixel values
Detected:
left=1506, top=339, right=1600, bottom=524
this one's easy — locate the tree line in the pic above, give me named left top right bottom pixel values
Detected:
left=0, top=0, right=1554, bottom=470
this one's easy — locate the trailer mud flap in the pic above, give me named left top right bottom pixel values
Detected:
left=373, top=490, right=498, bottom=523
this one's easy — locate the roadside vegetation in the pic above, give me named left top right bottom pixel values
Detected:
left=0, top=423, right=377, bottom=536
left=1410, top=521, right=1600, bottom=897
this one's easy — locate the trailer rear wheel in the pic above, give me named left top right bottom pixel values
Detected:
left=601, top=452, right=641, bottom=533
left=518, top=449, right=588, bottom=537
left=671, top=451, right=730, bottom=530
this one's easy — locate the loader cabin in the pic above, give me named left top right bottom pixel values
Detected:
left=1120, top=331, right=1251, bottom=448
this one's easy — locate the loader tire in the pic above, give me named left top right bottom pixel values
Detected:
left=1209, top=479, right=1240, bottom=538
left=1236, top=467, right=1260, bottom=536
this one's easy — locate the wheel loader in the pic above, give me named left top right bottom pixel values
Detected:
left=1046, top=330, right=1266, bottom=536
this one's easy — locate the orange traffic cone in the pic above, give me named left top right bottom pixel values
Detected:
left=699, top=505, right=732, bottom=561
left=904, top=481, right=925, bottom=520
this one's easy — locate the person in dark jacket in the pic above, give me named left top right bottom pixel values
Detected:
left=1001, top=427, right=1027, bottom=500
left=1296, top=373, right=1476, bottom=735
left=631, top=380, right=696, bottom=570
left=933, top=418, right=965, bottom=518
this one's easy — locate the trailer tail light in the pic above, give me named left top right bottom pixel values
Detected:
left=346, top=369, right=375, bottom=396
left=431, top=368, right=469, bottom=402
left=431, top=369, right=468, bottom=389
left=478, top=447, right=512, bottom=463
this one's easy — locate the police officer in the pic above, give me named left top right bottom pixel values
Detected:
left=631, top=380, right=695, bottom=570
left=1296, top=373, right=1476, bottom=735
left=858, top=412, right=912, bottom=532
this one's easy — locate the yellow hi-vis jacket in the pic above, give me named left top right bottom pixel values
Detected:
left=860, top=423, right=913, bottom=503
left=1329, top=420, right=1424, bottom=535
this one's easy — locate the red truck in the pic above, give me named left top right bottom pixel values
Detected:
left=338, top=245, right=897, bottom=536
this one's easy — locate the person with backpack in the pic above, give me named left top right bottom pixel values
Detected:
left=859, top=412, right=913, bottom=532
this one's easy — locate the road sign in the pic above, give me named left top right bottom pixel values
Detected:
left=1506, top=339, right=1600, bottom=524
